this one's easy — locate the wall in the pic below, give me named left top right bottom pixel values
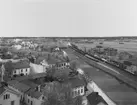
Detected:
left=72, top=86, right=85, bottom=97
left=13, top=68, right=30, bottom=76
left=24, top=94, right=43, bottom=105
left=0, top=91, right=20, bottom=105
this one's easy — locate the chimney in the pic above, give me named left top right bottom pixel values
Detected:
left=37, top=85, right=41, bottom=92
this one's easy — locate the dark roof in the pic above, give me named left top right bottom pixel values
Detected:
left=35, top=56, right=47, bottom=64
left=63, top=76, right=86, bottom=88
left=87, top=92, right=108, bottom=105
left=14, top=73, right=47, bottom=81
left=25, top=88, right=43, bottom=99
left=12, top=60, right=30, bottom=69
left=31, top=73, right=47, bottom=79
left=7, top=80, right=30, bottom=92
left=53, top=68, right=72, bottom=77
left=20, top=80, right=38, bottom=88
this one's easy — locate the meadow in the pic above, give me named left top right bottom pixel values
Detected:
left=75, top=41, right=137, bottom=56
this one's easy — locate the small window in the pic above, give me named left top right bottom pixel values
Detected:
left=75, top=91, right=77, bottom=96
left=14, top=71, right=16, bottom=73
left=31, top=101, right=33, bottom=105
left=11, top=101, right=15, bottom=105
left=78, top=90, right=80, bottom=95
left=26, top=69, right=27, bottom=72
left=81, top=88, right=83, bottom=93
left=21, top=69, right=23, bottom=72
left=4, top=94, right=10, bottom=100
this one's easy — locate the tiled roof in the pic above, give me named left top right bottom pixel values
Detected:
left=20, top=80, right=38, bottom=88
left=35, top=56, right=47, bottom=64
left=12, top=60, right=30, bottom=69
left=7, top=80, right=30, bottom=92
left=14, top=73, right=47, bottom=81
left=53, top=68, right=72, bottom=77
left=25, top=88, right=43, bottom=99
left=63, top=76, right=86, bottom=88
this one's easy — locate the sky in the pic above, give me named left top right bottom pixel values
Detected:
left=1, top=0, right=137, bottom=37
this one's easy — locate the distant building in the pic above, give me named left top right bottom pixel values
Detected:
left=12, top=60, right=30, bottom=76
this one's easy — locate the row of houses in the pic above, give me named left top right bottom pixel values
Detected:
left=0, top=67, right=87, bottom=105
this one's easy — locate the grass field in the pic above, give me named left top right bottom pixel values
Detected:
left=75, top=41, right=137, bottom=56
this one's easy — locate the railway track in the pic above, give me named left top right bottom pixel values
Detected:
left=69, top=47, right=137, bottom=91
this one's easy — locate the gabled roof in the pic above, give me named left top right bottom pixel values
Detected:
left=7, top=80, right=30, bottom=92
left=20, top=80, right=38, bottom=88
left=25, top=88, right=43, bottom=99
left=35, top=56, right=48, bottom=64
left=62, top=76, right=86, bottom=89
left=68, top=77, right=86, bottom=88
left=12, top=60, right=30, bottom=69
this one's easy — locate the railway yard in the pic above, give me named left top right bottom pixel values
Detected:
left=64, top=46, right=137, bottom=105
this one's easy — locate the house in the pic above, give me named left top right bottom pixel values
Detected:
left=62, top=76, right=86, bottom=98
left=29, top=63, right=46, bottom=74
left=87, top=92, right=108, bottom=105
left=12, top=60, right=30, bottom=76
left=35, top=55, right=69, bottom=69
left=0, top=83, right=21, bottom=105
left=24, top=88, right=44, bottom=105
left=7, top=79, right=45, bottom=105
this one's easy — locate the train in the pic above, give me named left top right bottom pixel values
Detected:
left=68, top=43, right=137, bottom=76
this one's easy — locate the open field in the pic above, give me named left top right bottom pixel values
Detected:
left=75, top=41, right=137, bottom=55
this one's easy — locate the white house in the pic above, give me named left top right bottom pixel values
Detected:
left=29, top=63, right=46, bottom=74
left=12, top=60, right=30, bottom=76
left=24, top=88, right=45, bottom=105
left=0, top=85, right=21, bottom=105
left=7, top=80, right=45, bottom=105
left=63, top=77, right=86, bottom=98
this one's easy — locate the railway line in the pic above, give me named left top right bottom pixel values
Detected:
left=68, top=44, right=137, bottom=91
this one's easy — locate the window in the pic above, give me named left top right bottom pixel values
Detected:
left=75, top=91, right=77, bottom=96
left=31, top=101, right=33, bottom=105
left=3, top=94, right=10, bottom=100
left=14, top=71, right=16, bottom=74
left=21, top=69, right=23, bottom=72
left=81, top=88, right=83, bottom=93
left=11, top=101, right=15, bottom=105
left=26, top=69, right=27, bottom=72
left=78, top=90, right=80, bottom=95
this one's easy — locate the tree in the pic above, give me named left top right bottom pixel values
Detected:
left=43, top=81, right=83, bottom=105
left=69, top=61, right=77, bottom=71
